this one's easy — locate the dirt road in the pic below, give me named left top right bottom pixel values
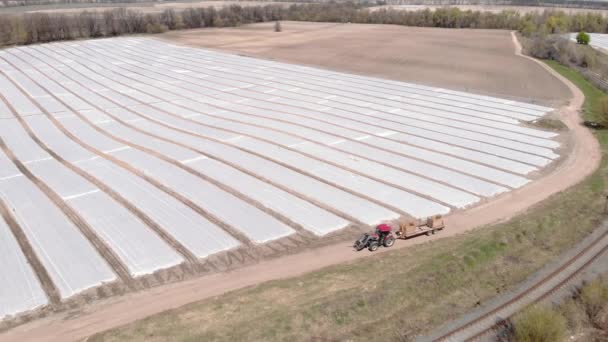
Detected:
left=0, top=32, right=600, bottom=342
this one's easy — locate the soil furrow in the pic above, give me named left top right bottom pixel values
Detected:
left=0, top=197, right=61, bottom=306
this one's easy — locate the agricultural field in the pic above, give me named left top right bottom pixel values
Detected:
left=162, top=23, right=571, bottom=104
left=0, top=35, right=564, bottom=321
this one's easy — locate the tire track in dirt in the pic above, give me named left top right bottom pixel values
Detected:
left=0, top=89, right=200, bottom=267
left=29, top=45, right=456, bottom=213
left=0, top=131, right=133, bottom=289
left=19, top=46, right=412, bottom=219
left=64, top=42, right=539, bottom=180
left=0, top=198, right=61, bottom=306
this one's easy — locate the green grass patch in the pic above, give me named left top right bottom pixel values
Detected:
left=90, top=64, right=608, bottom=342
left=546, top=60, right=605, bottom=122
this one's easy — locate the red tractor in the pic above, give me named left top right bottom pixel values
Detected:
left=353, top=223, right=395, bottom=252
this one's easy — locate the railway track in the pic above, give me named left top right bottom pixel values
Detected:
left=425, top=224, right=608, bottom=341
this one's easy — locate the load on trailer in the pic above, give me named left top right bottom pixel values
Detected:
left=353, top=215, right=446, bottom=252
left=396, top=215, right=445, bottom=239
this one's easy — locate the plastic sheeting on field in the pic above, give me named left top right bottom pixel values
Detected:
left=0, top=214, right=48, bottom=319
left=0, top=175, right=116, bottom=298
left=0, top=36, right=566, bottom=319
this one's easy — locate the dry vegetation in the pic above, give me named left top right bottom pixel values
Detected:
left=512, top=276, right=608, bottom=342
left=523, top=34, right=608, bottom=125
left=370, top=4, right=608, bottom=15
left=3, top=2, right=608, bottom=55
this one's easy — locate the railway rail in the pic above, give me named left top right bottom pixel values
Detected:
left=425, top=223, right=608, bottom=341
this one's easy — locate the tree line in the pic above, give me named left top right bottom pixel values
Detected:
left=1, top=2, right=608, bottom=47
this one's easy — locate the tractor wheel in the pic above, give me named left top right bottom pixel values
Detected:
left=384, top=237, right=395, bottom=247
left=432, top=229, right=436, bottom=235
left=368, top=242, right=380, bottom=252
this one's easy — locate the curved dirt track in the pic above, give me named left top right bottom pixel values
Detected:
left=0, top=32, right=600, bottom=342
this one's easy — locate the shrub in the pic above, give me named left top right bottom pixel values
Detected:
left=559, top=299, right=588, bottom=334
left=580, top=277, right=608, bottom=322
left=513, top=305, right=567, bottom=342
left=145, top=23, right=168, bottom=34
left=577, top=31, right=590, bottom=45
left=597, top=97, right=608, bottom=126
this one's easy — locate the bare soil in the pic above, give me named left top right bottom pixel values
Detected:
left=161, top=22, right=571, bottom=105
left=0, top=28, right=599, bottom=341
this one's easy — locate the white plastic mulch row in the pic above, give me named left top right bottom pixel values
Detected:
left=0, top=159, right=117, bottom=299
left=3, top=40, right=561, bottom=210
left=96, top=110, right=400, bottom=225
left=0, top=56, right=316, bottom=242
left=189, top=41, right=552, bottom=113
left=128, top=40, right=554, bottom=124
left=0, top=108, right=185, bottom=278
left=13, top=115, right=242, bottom=259
left=13, top=42, right=531, bottom=200
left=69, top=41, right=560, bottom=148
left=0, top=171, right=48, bottom=319
left=111, top=38, right=552, bottom=120
left=9, top=43, right=452, bottom=217
left=167, top=98, right=537, bottom=182
left=22, top=41, right=559, bottom=190
left=56, top=39, right=560, bottom=157
left=40, top=39, right=552, bottom=136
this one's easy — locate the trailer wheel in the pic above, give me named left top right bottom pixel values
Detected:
left=426, top=231, right=431, bottom=236
left=368, top=242, right=380, bottom=252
